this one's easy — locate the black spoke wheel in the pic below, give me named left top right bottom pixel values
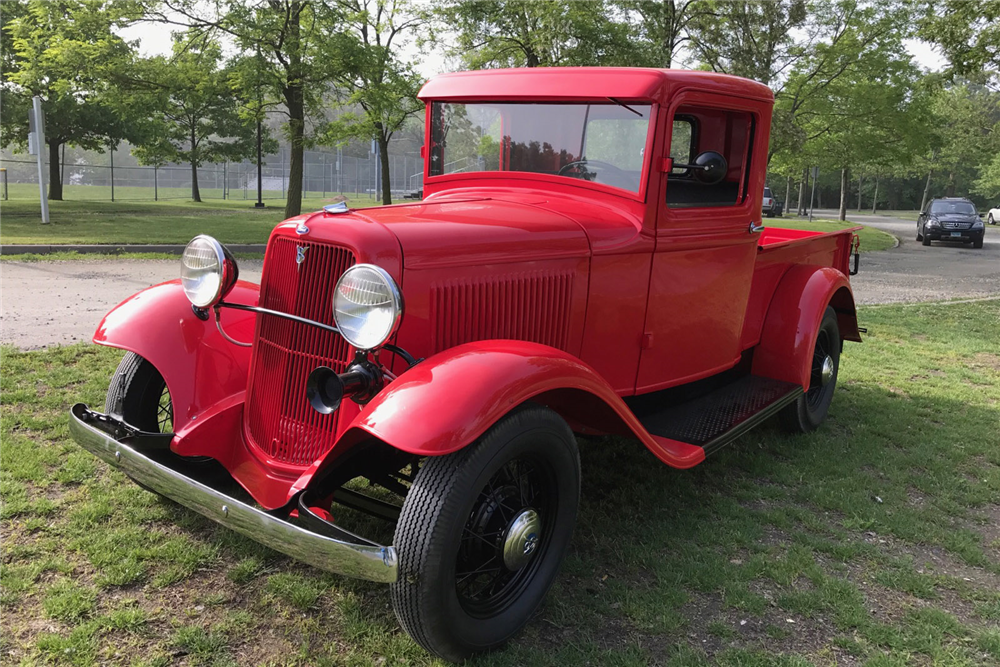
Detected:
left=106, top=352, right=209, bottom=462
left=106, top=352, right=173, bottom=432
left=391, top=404, right=580, bottom=662
left=779, top=306, right=841, bottom=433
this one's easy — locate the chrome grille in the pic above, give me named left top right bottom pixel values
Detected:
left=244, top=237, right=355, bottom=467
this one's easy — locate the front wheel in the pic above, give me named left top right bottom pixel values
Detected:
left=973, top=238, right=984, bottom=249
left=391, top=405, right=580, bottom=662
left=106, top=352, right=173, bottom=432
left=988, top=213, right=994, bottom=225
left=779, top=306, right=841, bottom=433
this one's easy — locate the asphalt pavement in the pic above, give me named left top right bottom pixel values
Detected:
left=810, top=209, right=1000, bottom=305
left=2, top=212, right=998, bottom=349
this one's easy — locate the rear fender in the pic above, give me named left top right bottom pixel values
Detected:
left=290, top=341, right=705, bottom=500
left=94, top=279, right=259, bottom=433
left=752, top=265, right=860, bottom=388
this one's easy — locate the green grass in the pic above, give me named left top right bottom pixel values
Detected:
left=0, top=194, right=388, bottom=245
left=768, top=217, right=897, bottom=252
left=2, top=301, right=1000, bottom=665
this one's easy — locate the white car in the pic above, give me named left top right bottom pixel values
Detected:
left=987, top=205, right=1000, bottom=225
left=762, top=187, right=776, bottom=217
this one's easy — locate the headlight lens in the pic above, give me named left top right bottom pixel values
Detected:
left=333, top=264, right=403, bottom=350
left=180, top=235, right=238, bottom=308
left=972, top=219, right=984, bottom=228
left=926, top=218, right=939, bottom=226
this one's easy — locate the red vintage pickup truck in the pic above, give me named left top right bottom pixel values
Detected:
left=70, top=68, right=861, bottom=661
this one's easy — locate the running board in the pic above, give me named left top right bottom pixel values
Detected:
left=637, top=376, right=802, bottom=456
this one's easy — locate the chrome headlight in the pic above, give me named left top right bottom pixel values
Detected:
left=972, top=219, right=984, bottom=229
left=332, top=264, right=403, bottom=350
left=180, top=235, right=238, bottom=308
left=926, top=218, right=940, bottom=227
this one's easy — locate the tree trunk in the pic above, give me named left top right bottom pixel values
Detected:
left=190, top=124, right=201, bottom=202
left=946, top=171, right=955, bottom=197
left=871, top=174, right=879, bottom=214
left=377, top=129, right=392, bottom=205
left=838, top=167, right=848, bottom=221
left=920, top=168, right=932, bottom=212
left=283, top=6, right=305, bottom=218
left=857, top=174, right=862, bottom=211
left=797, top=167, right=807, bottom=215
left=47, top=140, right=63, bottom=201
left=784, top=173, right=792, bottom=217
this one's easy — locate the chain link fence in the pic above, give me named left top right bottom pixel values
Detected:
left=0, top=148, right=425, bottom=202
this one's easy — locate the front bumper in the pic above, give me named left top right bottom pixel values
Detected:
left=68, top=404, right=398, bottom=583
left=925, top=228, right=984, bottom=242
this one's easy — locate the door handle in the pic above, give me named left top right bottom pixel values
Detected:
left=749, top=222, right=765, bottom=234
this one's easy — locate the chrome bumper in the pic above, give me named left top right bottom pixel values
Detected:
left=68, top=404, right=398, bottom=583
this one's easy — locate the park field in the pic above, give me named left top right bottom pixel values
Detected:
left=2, top=299, right=998, bottom=666
left=0, top=189, right=388, bottom=246
left=2, top=191, right=897, bottom=250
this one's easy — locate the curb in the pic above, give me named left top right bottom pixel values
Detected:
left=0, top=244, right=267, bottom=256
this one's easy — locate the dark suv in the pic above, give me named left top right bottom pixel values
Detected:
left=917, top=198, right=985, bottom=249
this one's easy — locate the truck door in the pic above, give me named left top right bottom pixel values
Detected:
left=636, top=94, right=768, bottom=392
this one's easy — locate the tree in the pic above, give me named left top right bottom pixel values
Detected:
left=436, top=0, right=631, bottom=69
left=319, top=0, right=427, bottom=205
left=612, top=0, right=714, bottom=68
left=160, top=0, right=348, bottom=218
left=919, top=0, right=1000, bottom=89
left=687, top=0, right=807, bottom=84
left=0, top=0, right=145, bottom=200
left=131, top=34, right=263, bottom=202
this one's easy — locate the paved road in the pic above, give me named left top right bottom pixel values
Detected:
left=1, top=258, right=263, bottom=350
left=2, top=212, right=998, bottom=348
left=810, top=209, right=1000, bottom=305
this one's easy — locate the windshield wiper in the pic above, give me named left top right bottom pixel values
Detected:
left=608, top=97, right=643, bottom=117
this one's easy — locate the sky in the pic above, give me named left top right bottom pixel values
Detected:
left=118, top=18, right=949, bottom=80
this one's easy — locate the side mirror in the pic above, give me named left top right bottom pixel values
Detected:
left=672, top=151, right=728, bottom=185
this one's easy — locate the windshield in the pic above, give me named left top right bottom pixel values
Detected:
left=930, top=200, right=976, bottom=215
left=429, top=101, right=653, bottom=193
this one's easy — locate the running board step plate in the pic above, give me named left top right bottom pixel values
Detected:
left=638, top=376, right=802, bottom=456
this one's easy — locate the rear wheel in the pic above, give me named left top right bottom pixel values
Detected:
left=391, top=405, right=580, bottom=662
left=779, top=307, right=841, bottom=433
left=988, top=213, right=995, bottom=225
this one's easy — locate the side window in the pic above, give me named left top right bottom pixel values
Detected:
left=669, top=119, right=694, bottom=174
left=665, top=106, right=754, bottom=209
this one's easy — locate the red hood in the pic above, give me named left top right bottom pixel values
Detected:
left=346, top=196, right=591, bottom=270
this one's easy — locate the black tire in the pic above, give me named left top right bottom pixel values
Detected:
left=921, top=230, right=931, bottom=246
left=106, top=352, right=173, bottom=433
left=988, top=213, right=994, bottom=225
left=973, top=238, right=984, bottom=249
left=779, top=307, right=840, bottom=433
left=391, top=404, right=580, bottom=662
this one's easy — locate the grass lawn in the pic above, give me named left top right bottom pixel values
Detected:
left=768, top=217, right=897, bottom=252
left=2, top=300, right=999, bottom=665
left=0, top=195, right=387, bottom=246
left=3, top=198, right=897, bottom=253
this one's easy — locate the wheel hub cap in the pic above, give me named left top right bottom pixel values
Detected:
left=503, top=509, right=541, bottom=570
left=820, top=355, right=835, bottom=386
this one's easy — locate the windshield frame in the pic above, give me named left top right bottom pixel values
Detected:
left=423, top=99, right=659, bottom=201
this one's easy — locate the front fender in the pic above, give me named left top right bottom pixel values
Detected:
left=94, top=279, right=259, bottom=433
left=751, top=265, right=859, bottom=388
left=290, top=341, right=705, bottom=500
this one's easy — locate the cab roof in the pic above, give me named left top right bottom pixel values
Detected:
left=418, top=67, right=774, bottom=104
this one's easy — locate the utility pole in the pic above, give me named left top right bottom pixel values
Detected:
left=808, top=166, right=819, bottom=223
left=28, top=96, right=49, bottom=223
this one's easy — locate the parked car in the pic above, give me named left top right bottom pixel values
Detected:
left=917, top=197, right=985, bottom=248
left=69, top=68, right=863, bottom=662
left=762, top=186, right=777, bottom=217
left=987, top=204, right=999, bottom=225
